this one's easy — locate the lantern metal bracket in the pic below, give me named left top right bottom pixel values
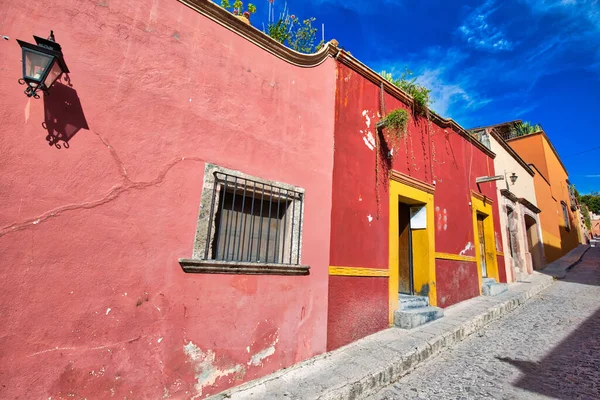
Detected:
left=17, top=78, right=49, bottom=99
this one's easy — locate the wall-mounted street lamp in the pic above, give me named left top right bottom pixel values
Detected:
left=509, top=172, right=518, bottom=185
left=17, top=31, right=69, bottom=99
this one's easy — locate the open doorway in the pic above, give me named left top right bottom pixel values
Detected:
left=388, top=175, right=436, bottom=325
left=397, top=203, right=427, bottom=295
left=525, top=214, right=542, bottom=270
left=476, top=213, right=488, bottom=278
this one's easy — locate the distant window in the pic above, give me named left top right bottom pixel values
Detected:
left=561, top=202, right=571, bottom=231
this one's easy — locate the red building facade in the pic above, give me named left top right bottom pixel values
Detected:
left=0, top=1, right=336, bottom=398
left=327, top=54, right=504, bottom=350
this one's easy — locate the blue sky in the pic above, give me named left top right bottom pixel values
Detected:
left=253, top=0, right=600, bottom=193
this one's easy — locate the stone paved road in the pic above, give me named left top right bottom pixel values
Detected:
left=369, top=247, right=600, bottom=400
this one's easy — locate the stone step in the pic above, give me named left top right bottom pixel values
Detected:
left=398, top=294, right=429, bottom=310
left=394, top=306, right=444, bottom=329
left=482, top=277, right=497, bottom=285
left=482, top=282, right=508, bottom=296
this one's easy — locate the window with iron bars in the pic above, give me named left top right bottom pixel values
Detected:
left=179, top=165, right=308, bottom=275
left=206, top=172, right=303, bottom=264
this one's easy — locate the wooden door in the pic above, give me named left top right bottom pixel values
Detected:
left=398, top=203, right=413, bottom=294
left=477, top=214, right=487, bottom=278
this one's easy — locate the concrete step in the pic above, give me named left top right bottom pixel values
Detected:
left=482, top=280, right=508, bottom=296
left=483, top=277, right=497, bottom=285
left=394, top=306, right=444, bottom=329
left=398, top=294, right=429, bottom=310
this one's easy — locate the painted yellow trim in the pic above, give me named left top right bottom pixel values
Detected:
left=328, top=266, right=389, bottom=277
left=496, top=252, right=505, bottom=257
left=471, top=194, right=500, bottom=294
left=435, top=252, right=477, bottom=262
left=389, top=178, right=436, bottom=326
left=389, top=171, right=436, bottom=194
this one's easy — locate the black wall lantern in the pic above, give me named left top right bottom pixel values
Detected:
left=17, top=31, right=69, bottom=99
left=510, top=172, right=518, bottom=185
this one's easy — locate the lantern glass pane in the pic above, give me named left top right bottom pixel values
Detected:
left=43, top=61, right=63, bottom=89
left=23, top=49, right=52, bottom=82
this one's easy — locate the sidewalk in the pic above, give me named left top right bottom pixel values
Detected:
left=211, top=272, right=554, bottom=400
left=542, top=245, right=590, bottom=279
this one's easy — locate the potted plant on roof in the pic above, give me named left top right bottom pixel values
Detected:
left=221, top=0, right=256, bottom=24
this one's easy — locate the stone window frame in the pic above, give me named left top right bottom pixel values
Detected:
left=179, top=163, right=309, bottom=276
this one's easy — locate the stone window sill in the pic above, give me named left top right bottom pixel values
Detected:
left=179, top=259, right=310, bottom=276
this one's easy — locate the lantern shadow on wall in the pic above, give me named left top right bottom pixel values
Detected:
left=42, top=76, right=89, bottom=149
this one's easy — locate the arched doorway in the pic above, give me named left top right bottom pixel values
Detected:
left=525, top=214, right=542, bottom=271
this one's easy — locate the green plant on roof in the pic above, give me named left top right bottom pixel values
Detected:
left=265, top=2, right=324, bottom=54
left=511, top=121, right=542, bottom=137
left=380, top=68, right=432, bottom=111
left=220, top=0, right=256, bottom=19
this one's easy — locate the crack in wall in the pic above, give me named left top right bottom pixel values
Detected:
left=1, top=129, right=205, bottom=238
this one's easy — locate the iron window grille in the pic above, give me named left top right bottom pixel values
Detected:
left=203, top=172, right=304, bottom=265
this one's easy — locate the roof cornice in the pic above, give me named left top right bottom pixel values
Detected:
left=529, top=163, right=551, bottom=186
left=334, top=51, right=496, bottom=159
left=180, top=0, right=495, bottom=159
left=505, top=130, right=569, bottom=177
left=178, top=0, right=339, bottom=67
left=486, top=128, right=535, bottom=176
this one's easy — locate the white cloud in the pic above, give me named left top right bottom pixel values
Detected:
left=458, top=0, right=514, bottom=52
left=375, top=48, right=491, bottom=124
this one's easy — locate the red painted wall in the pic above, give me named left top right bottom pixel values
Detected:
left=327, top=276, right=389, bottom=349
left=435, top=260, right=480, bottom=307
left=0, top=1, right=335, bottom=398
left=327, top=63, right=501, bottom=349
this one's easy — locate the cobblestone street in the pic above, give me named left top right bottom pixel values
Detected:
left=370, top=247, right=600, bottom=400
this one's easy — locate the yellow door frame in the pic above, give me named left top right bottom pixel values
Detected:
left=470, top=192, right=500, bottom=292
left=388, top=172, right=436, bottom=325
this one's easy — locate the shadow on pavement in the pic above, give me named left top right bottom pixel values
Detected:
left=497, top=250, right=600, bottom=399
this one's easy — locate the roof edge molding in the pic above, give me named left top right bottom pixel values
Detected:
left=507, top=130, right=569, bottom=176
left=334, top=51, right=496, bottom=159
left=178, top=0, right=339, bottom=67
left=484, top=128, right=535, bottom=177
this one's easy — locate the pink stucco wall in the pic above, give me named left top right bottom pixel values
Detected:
left=0, top=1, right=335, bottom=398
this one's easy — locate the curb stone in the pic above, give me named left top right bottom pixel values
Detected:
left=210, top=273, right=554, bottom=400
left=542, top=245, right=590, bottom=279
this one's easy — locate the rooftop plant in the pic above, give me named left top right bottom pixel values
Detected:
left=380, top=68, right=432, bottom=111
left=220, top=0, right=257, bottom=20
left=511, top=121, right=542, bottom=137
left=265, top=2, right=324, bottom=54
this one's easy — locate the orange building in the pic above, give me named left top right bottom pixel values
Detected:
left=485, top=122, right=583, bottom=263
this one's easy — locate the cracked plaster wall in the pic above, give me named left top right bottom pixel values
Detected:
left=0, top=0, right=335, bottom=398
